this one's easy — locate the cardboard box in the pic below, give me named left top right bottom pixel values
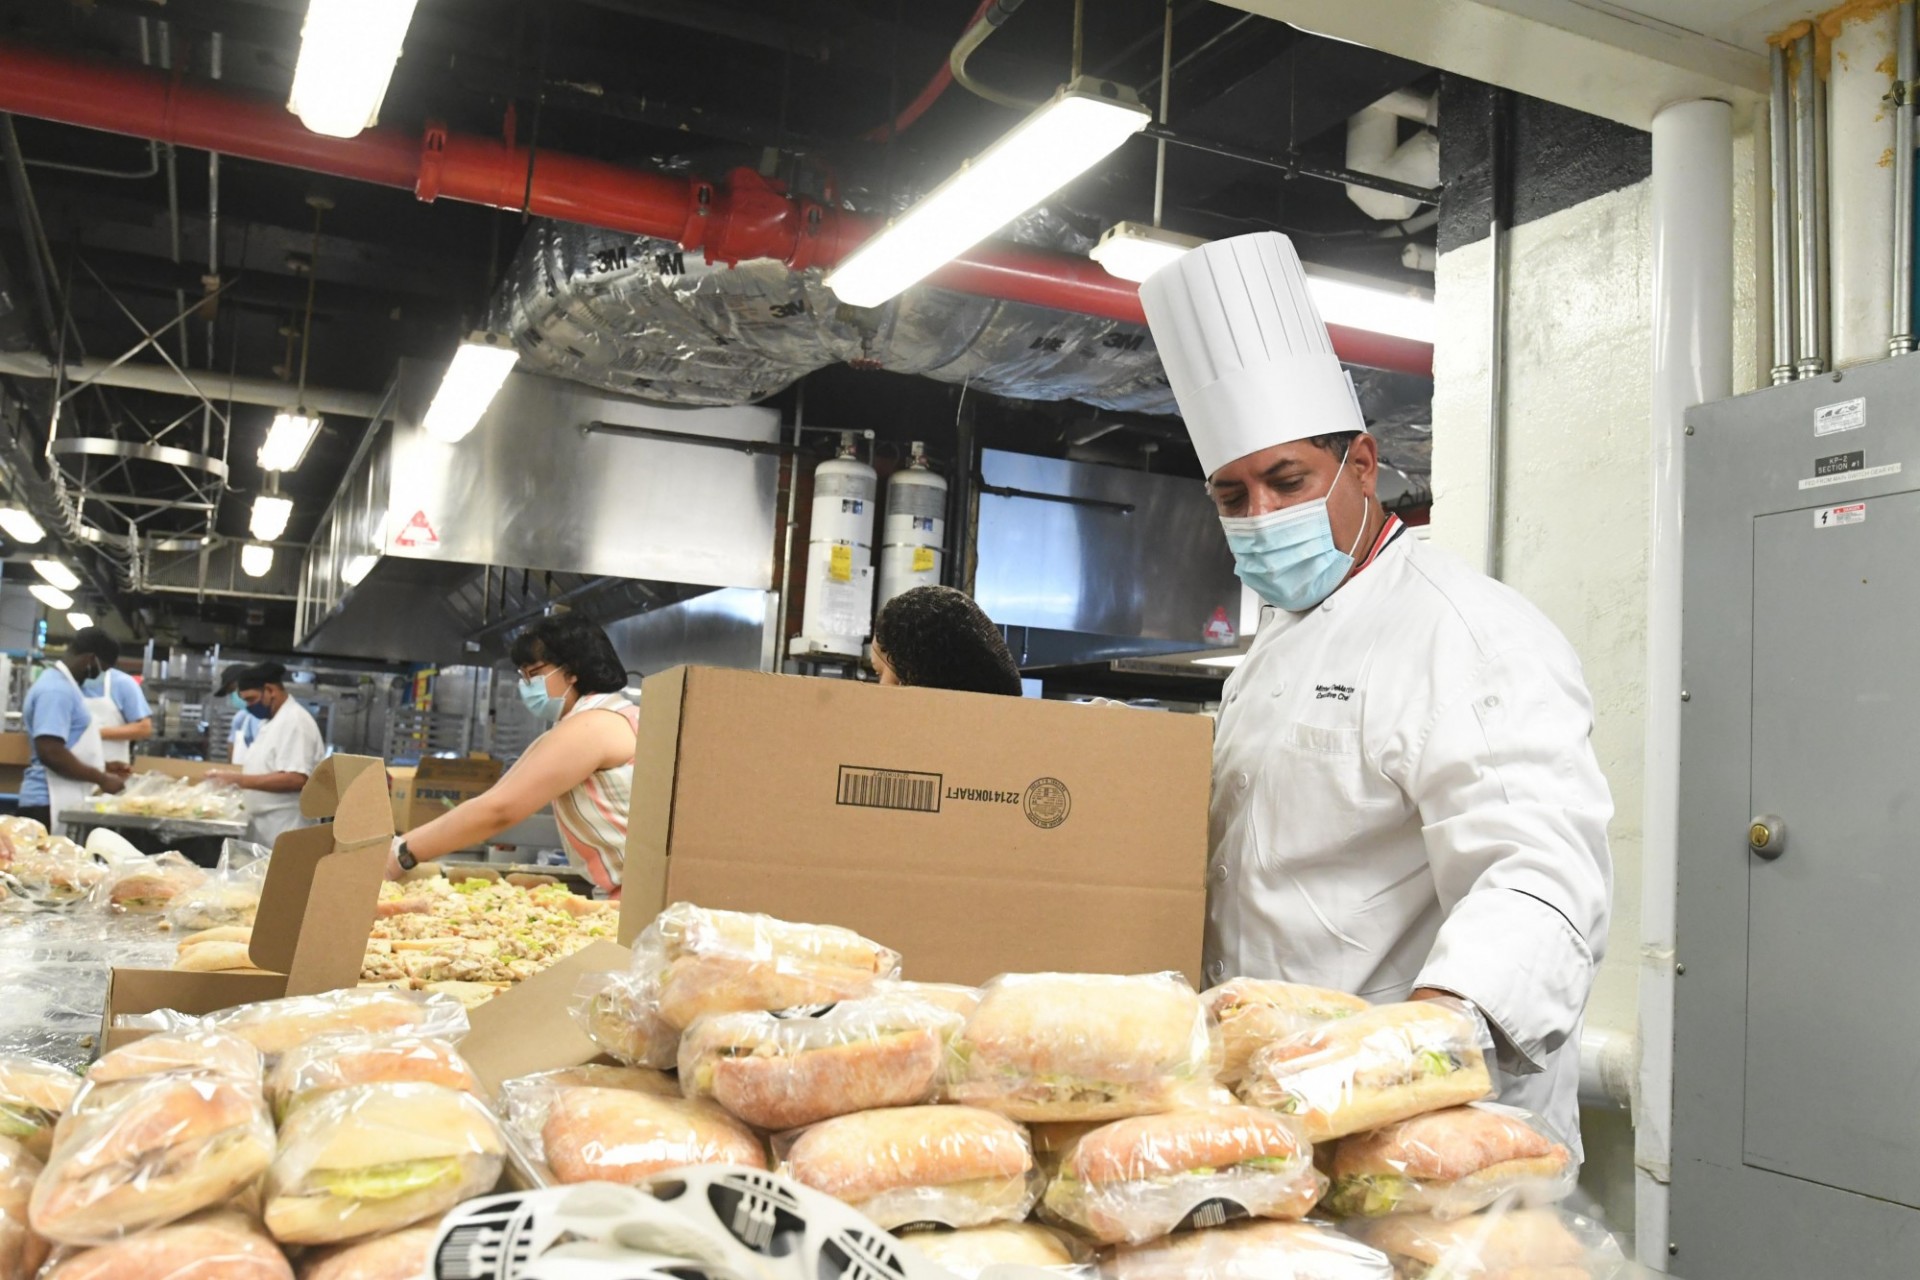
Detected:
left=460, top=941, right=632, bottom=1094
left=131, top=757, right=221, bottom=781
left=622, top=667, right=1213, bottom=985
left=388, top=755, right=504, bottom=834
left=101, top=754, right=394, bottom=1049
left=0, top=733, right=31, bottom=768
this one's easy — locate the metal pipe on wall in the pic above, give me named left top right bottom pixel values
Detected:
left=1483, top=90, right=1511, bottom=581
left=1827, top=4, right=1898, bottom=366
left=1640, top=97, right=1733, bottom=1275
left=1792, top=31, right=1823, bottom=378
left=1894, top=0, right=1916, bottom=357
left=1769, top=45, right=1796, bottom=383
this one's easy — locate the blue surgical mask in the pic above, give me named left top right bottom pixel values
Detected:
left=245, top=701, right=271, bottom=721
left=227, top=692, right=246, bottom=712
left=518, top=673, right=563, bottom=722
left=1218, top=450, right=1370, bottom=612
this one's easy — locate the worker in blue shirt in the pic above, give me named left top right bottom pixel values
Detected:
left=18, top=629, right=126, bottom=829
left=214, top=664, right=262, bottom=763
left=80, top=633, right=153, bottom=767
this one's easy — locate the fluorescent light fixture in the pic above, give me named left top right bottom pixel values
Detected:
left=422, top=333, right=518, bottom=443
left=1302, top=272, right=1436, bottom=344
left=1193, top=653, right=1246, bottom=669
left=258, top=409, right=322, bottom=472
left=825, top=77, right=1151, bottom=308
left=240, top=544, right=275, bottom=578
left=30, top=560, right=79, bottom=592
left=29, top=584, right=72, bottom=611
left=341, top=554, right=378, bottom=586
left=0, top=508, right=45, bottom=545
left=287, top=0, right=420, bottom=138
left=250, top=495, right=294, bottom=542
left=1090, top=221, right=1206, bottom=282
left=65, top=612, right=93, bottom=631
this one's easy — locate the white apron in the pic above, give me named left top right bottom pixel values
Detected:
left=46, top=663, right=106, bottom=830
left=83, top=669, right=130, bottom=767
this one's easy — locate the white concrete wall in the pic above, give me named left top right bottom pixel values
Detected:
left=1426, top=122, right=1761, bottom=1233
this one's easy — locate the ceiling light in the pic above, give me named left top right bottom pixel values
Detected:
left=287, top=0, right=420, bottom=138
left=65, top=612, right=93, bottom=631
left=341, top=554, right=378, bottom=587
left=1302, top=271, right=1437, bottom=344
left=29, top=584, right=73, bottom=611
left=30, top=560, right=79, bottom=592
left=422, top=333, right=519, bottom=444
left=0, top=508, right=45, bottom=545
left=1090, top=221, right=1207, bottom=282
left=250, top=496, right=294, bottom=542
left=824, top=77, right=1152, bottom=308
left=259, top=409, right=322, bottom=472
left=240, top=544, right=275, bottom=578
left=1192, top=654, right=1246, bottom=669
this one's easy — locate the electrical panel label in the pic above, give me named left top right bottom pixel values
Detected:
left=1797, top=462, right=1902, bottom=490
left=1814, top=450, right=1864, bottom=477
left=1814, top=503, right=1866, bottom=528
left=1815, top=396, right=1866, bottom=436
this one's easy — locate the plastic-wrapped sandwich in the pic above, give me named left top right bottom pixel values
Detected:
left=263, top=1083, right=502, bottom=1246
left=1237, top=999, right=1494, bottom=1142
left=0, top=1137, right=46, bottom=1280
left=295, top=1221, right=439, bottom=1280
left=30, top=1074, right=275, bottom=1245
left=266, top=1036, right=482, bottom=1121
left=678, top=994, right=963, bottom=1130
left=1203, top=979, right=1371, bottom=1087
left=72, top=1032, right=264, bottom=1118
left=1041, top=1104, right=1323, bottom=1245
left=1110, top=1219, right=1395, bottom=1280
left=576, top=904, right=902, bottom=1069
left=539, top=1088, right=764, bottom=1185
left=906, top=1222, right=1090, bottom=1277
left=0, top=1057, right=80, bottom=1159
left=173, top=989, right=470, bottom=1063
left=779, top=1105, right=1037, bottom=1231
left=39, top=1208, right=291, bottom=1280
left=948, top=973, right=1214, bottom=1122
left=1360, top=1207, right=1625, bottom=1279
left=1322, top=1105, right=1574, bottom=1220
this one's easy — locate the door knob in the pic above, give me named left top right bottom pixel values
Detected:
left=1748, top=814, right=1786, bottom=860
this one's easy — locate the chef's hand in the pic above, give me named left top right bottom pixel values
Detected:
left=95, top=772, right=126, bottom=796
left=206, top=769, right=242, bottom=788
left=105, top=762, right=132, bottom=779
left=384, top=836, right=408, bottom=883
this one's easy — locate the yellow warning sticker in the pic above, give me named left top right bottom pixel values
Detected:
left=911, top=547, right=937, bottom=573
left=829, top=544, right=853, bottom=582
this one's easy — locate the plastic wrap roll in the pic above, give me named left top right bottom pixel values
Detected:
left=949, top=973, right=1215, bottom=1123
left=778, top=1105, right=1037, bottom=1231
left=1041, top=1105, right=1323, bottom=1245
left=1236, top=999, right=1494, bottom=1143
left=1110, top=1219, right=1395, bottom=1280
left=538, top=1087, right=765, bottom=1186
left=267, top=1036, right=481, bottom=1122
left=678, top=994, right=962, bottom=1130
left=1203, top=979, right=1371, bottom=1087
left=30, top=1075, right=274, bottom=1245
left=1322, top=1104, right=1574, bottom=1220
left=40, top=1208, right=291, bottom=1279
left=263, top=1083, right=502, bottom=1246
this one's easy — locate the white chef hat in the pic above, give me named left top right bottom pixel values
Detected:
left=1139, top=231, right=1366, bottom=478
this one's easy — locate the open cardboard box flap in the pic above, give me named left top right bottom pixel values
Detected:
left=103, top=753, right=393, bottom=1048
left=460, top=941, right=632, bottom=1094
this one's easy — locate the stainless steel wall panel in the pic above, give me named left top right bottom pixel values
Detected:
left=602, top=588, right=774, bottom=677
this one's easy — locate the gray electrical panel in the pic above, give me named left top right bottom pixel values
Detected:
left=1674, top=355, right=1920, bottom=1277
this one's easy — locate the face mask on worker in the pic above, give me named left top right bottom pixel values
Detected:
left=245, top=698, right=271, bottom=721
left=227, top=691, right=246, bottom=712
left=1217, top=443, right=1371, bottom=612
left=518, top=669, right=566, bottom=722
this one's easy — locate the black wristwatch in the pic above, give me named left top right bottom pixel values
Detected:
left=395, top=841, right=418, bottom=872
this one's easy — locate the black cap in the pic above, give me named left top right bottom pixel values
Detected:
left=214, top=664, right=254, bottom=697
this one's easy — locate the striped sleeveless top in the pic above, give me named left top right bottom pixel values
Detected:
left=550, top=692, right=640, bottom=894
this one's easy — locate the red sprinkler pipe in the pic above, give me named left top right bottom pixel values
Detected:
left=0, top=42, right=1433, bottom=377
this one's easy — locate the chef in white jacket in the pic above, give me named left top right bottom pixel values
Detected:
left=208, top=661, right=326, bottom=847
left=1139, top=233, right=1613, bottom=1153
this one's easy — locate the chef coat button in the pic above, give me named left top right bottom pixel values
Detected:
left=1209, top=862, right=1228, bottom=884
left=1234, top=770, right=1250, bottom=791
left=1271, top=681, right=1287, bottom=697
left=1321, top=599, right=1336, bottom=614
left=1205, top=961, right=1226, bottom=983
left=1484, top=694, right=1501, bottom=709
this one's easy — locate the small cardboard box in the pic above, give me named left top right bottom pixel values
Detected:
left=389, top=756, right=503, bottom=834
left=101, top=754, right=394, bottom=1049
left=0, top=733, right=32, bottom=768
left=131, top=757, right=221, bottom=781
left=622, top=667, right=1213, bottom=985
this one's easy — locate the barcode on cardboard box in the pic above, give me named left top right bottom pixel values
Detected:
left=837, top=766, right=942, bottom=813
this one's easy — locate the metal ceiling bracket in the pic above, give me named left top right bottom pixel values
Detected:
left=50, top=436, right=231, bottom=480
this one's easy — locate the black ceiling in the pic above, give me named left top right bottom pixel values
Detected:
left=0, top=0, right=1436, bottom=645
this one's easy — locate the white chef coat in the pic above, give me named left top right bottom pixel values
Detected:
left=1207, top=526, right=1613, bottom=1154
left=240, top=697, right=327, bottom=847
